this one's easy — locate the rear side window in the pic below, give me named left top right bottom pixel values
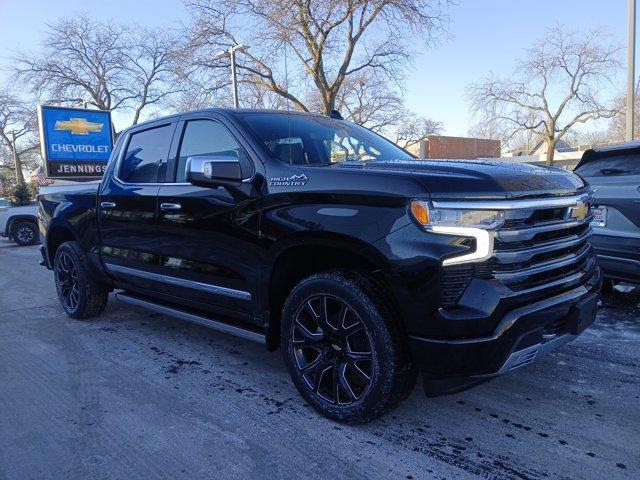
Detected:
left=176, top=120, right=252, bottom=183
left=119, top=124, right=173, bottom=183
left=575, top=154, right=640, bottom=177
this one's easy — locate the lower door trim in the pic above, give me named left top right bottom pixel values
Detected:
left=104, top=262, right=251, bottom=301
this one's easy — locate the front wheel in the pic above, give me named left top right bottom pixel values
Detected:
left=54, top=241, right=108, bottom=319
left=281, top=271, right=416, bottom=424
left=12, top=221, right=38, bottom=246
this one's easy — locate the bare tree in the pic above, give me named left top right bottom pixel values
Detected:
left=395, top=112, right=443, bottom=150
left=572, top=129, right=613, bottom=149
left=468, top=114, right=538, bottom=154
left=608, top=79, right=640, bottom=142
left=0, top=89, right=40, bottom=186
left=13, top=15, right=177, bottom=126
left=14, top=15, right=130, bottom=111
left=333, top=72, right=405, bottom=132
left=183, top=0, right=451, bottom=117
left=125, top=28, right=179, bottom=125
left=468, top=26, right=622, bottom=164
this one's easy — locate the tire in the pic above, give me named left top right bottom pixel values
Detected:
left=281, top=270, right=416, bottom=424
left=53, top=241, right=108, bottom=319
left=11, top=221, right=38, bottom=246
left=601, top=278, right=616, bottom=296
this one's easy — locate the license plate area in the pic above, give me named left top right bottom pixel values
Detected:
left=590, top=206, right=607, bottom=227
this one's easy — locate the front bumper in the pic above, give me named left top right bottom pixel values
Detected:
left=410, top=268, right=601, bottom=396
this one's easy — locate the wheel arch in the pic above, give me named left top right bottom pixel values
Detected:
left=264, top=233, right=399, bottom=350
left=46, top=224, right=77, bottom=264
left=6, top=214, right=37, bottom=237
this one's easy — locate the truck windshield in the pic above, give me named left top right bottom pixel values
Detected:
left=238, top=113, right=412, bottom=166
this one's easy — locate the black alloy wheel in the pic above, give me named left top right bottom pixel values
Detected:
left=291, top=294, right=373, bottom=405
left=55, top=250, right=80, bottom=311
left=53, top=241, right=108, bottom=319
left=281, top=271, right=416, bottom=424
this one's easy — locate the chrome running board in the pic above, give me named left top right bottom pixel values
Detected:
left=115, top=292, right=266, bottom=344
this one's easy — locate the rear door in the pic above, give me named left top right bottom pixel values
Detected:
left=154, top=113, right=263, bottom=324
left=98, top=121, right=176, bottom=292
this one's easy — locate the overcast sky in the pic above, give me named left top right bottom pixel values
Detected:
left=0, top=0, right=635, bottom=135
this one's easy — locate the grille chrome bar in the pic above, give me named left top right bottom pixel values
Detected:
left=495, top=215, right=593, bottom=242
left=432, top=193, right=592, bottom=211
left=493, top=229, right=591, bottom=264
left=493, top=244, right=592, bottom=282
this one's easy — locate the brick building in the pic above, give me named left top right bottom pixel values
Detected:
left=404, top=135, right=501, bottom=159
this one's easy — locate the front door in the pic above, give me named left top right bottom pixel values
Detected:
left=155, top=114, right=263, bottom=324
left=98, top=121, right=175, bottom=293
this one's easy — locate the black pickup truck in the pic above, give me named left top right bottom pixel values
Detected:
left=38, top=109, right=601, bottom=423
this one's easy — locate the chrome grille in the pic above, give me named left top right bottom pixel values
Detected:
left=491, top=208, right=596, bottom=295
left=439, top=195, right=597, bottom=306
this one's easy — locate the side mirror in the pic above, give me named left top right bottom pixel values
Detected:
left=186, top=155, right=243, bottom=187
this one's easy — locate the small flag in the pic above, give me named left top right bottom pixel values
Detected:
left=31, top=166, right=54, bottom=186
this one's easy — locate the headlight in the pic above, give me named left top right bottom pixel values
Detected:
left=409, top=200, right=505, bottom=266
left=409, top=200, right=505, bottom=229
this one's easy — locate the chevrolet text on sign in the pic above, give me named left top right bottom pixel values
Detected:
left=38, top=105, right=114, bottom=179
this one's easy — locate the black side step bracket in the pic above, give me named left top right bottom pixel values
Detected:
left=115, top=292, right=266, bottom=344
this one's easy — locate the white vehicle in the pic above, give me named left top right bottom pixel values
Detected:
left=0, top=199, right=39, bottom=246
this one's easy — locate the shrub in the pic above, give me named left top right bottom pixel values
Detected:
left=11, top=182, right=32, bottom=206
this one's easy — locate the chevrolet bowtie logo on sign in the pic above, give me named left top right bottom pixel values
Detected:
left=569, top=202, right=589, bottom=221
left=38, top=105, right=113, bottom=180
left=54, top=118, right=104, bottom=135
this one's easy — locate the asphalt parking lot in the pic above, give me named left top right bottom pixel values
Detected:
left=0, top=241, right=638, bottom=480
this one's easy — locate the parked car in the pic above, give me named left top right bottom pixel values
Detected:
left=38, top=109, right=600, bottom=423
left=575, top=141, right=640, bottom=290
left=0, top=199, right=39, bottom=246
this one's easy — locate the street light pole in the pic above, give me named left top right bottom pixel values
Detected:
left=627, top=0, right=636, bottom=141
left=230, top=48, right=239, bottom=109
left=216, top=44, right=249, bottom=108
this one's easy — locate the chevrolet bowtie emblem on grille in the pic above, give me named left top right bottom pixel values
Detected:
left=569, top=202, right=588, bottom=221
left=54, top=118, right=104, bottom=135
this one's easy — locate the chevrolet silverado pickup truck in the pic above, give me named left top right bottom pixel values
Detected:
left=38, top=109, right=601, bottom=423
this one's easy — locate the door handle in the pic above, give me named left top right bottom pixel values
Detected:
left=160, top=202, right=182, bottom=211
left=100, top=201, right=116, bottom=209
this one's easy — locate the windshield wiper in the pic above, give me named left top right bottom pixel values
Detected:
left=600, top=168, right=629, bottom=175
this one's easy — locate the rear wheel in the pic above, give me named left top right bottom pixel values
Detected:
left=12, top=221, right=37, bottom=246
left=54, top=241, right=108, bottom=319
left=281, top=271, right=416, bottom=424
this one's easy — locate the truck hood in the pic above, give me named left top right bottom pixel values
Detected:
left=332, top=159, right=586, bottom=199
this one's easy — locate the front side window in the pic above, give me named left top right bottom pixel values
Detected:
left=176, top=120, right=252, bottom=183
left=239, top=113, right=411, bottom=166
left=119, top=124, right=172, bottom=183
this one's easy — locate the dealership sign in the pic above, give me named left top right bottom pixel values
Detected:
left=38, top=105, right=113, bottom=179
